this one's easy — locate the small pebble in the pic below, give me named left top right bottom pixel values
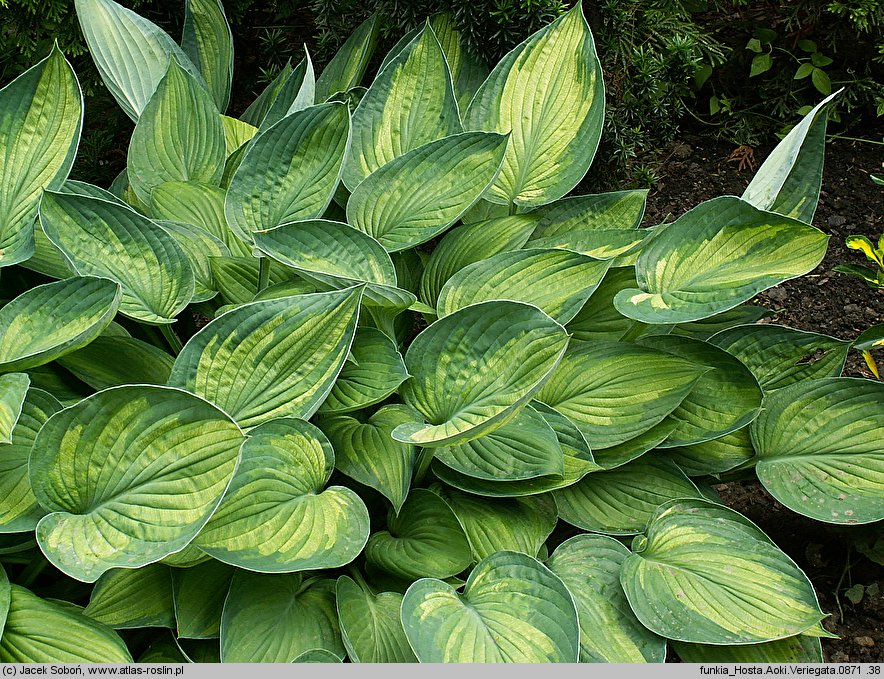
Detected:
left=854, top=636, right=875, bottom=648
left=767, top=288, right=788, bottom=302
left=828, top=215, right=847, bottom=227
left=844, top=304, right=861, bottom=314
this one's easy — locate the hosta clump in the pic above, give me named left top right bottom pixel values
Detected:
left=0, top=0, right=881, bottom=664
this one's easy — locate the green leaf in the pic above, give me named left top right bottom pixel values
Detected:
left=673, top=635, right=822, bottom=662
left=592, top=420, right=678, bottom=470
left=157, top=219, right=229, bottom=302
left=220, top=573, right=344, bottom=662
left=318, top=404, right=421, bottom=513
left=127, top=58, right=226, bottom=205
left=401, top=551, right=579, bottom=662
left=209, top=256, right=308, bottom=306
left=433, top=404, right=564, bottom=481
left=393, top=301, right=569, bottom=446
left=547, top=534, right=666, bottom=662
left=794, top=63, right=814, bottom=79
left=58, top=336, right=173, bottom=391
left=195, top=418, right=369, bottom=572
left=436, top=487, right=557, bottom=561
left=259, top=53, right=316, bottom=131
left=84, top=564, right=175, bottom=629
left=239, top=62, right=292, bottom=128
left=0, top=565, right=8, bottom=637
left=614, top=196, right=828, bottom=324
left=221, top=116, right=257, bottom=155
left=0, top=585, right=132, bottom=662
left=0, top=388, right=61, bottom=532
left=317, top=327, right=408, bottom=413
left=364, top=488, right=471, bottom=580
left=750, top=53, right=772, bottom=77
left=347, top=132, right=508, bottom=252
left=429, top=14, right=489, bottom=113
left=0, top=277, right=121, bottom=372
left=811, top=68, right=832, bottom=95
left=225, top=103, right=350, bottom=241
left=743, top=92, right=838, bottom=224
left=710, top=324, right=850, bottom=391
left=637, top=335, right=762, bottom=446
left=437, top=248, right=609, bottom=324
left=553, top=456, right=701, bottom=534
left=0, top=374, right=29, bottom=444
left=342, top=24, right=461, bottom=190
left=169, top=288, right=361, bottom=429
left=536, top=341, right=706, bottom=450
left=566, top=267, right=642, bottom=342
left=182, top=0, right=234, bottom=112
left=293, top=649, right=343, bottom=663
left=39, top=192, right=195, bottom=324
left=621, top=498, right=825, bottom=644
left=663, top=427, right=755, bottom=477
left=172, top=559, right=233, bottom=639
left=751, top=377, right=884, bottom=525
left=336, top=575, right=416, bottom=663
left=31, top=385, right=243, bottom=582
left=75, top=0, right=203, bottom=121
left=315, top=16, right=378, bottom=103
left=0, top=47, right=82, bottom=268
left=463, top=4, right=604, bottom=206
left=668, top=305, right=773, bottom=341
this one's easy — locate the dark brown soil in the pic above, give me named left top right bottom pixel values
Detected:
left=643, top=131, right=883, bottom=662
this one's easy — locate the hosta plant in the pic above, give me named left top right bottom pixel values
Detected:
left=0, top=0, right=881, bottom=664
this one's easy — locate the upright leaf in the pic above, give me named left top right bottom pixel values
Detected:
left=259, top=53, right=316, bottom=131
left=315, top=16, right=379, bottom=103
left=429, top=14, right=489, bottom=113
left=0, top=564, right=8, bottom=638
left=336, top=576, right=416, bottom=663
left=182, top=0, right=234, bottom=112
left=0, top=374, right=29, bottom=444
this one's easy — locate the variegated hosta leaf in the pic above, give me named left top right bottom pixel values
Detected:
left=524, top=190, right=648, bottom=259
left=667, top=305, right=773, bottom=341
left=75, top=0, right=203, bottom=121
left=0, top=277, right=121, bottom=372
left=553, top=456, right=701, bottom=535
left=535, top=341, right=706, bottom=450
left=318, top=404, right=421, bottom=513
left=433, top=404, right=564, bottom=481
left=614, top=196, right=828, bottom=324
left=182, top=0, right=234, bottom=112
left=84, top=564, right=175, bottom=629
left=293, top=649, right=343, bottom=663
left=57, top=335, right=174, bottom=391
left=464, top=4, right=603, bottom=207
left=709, top=324, right=850, bottom=391
left=315, top=16, right=378, bottom=103
left=220, top=573, right=344, bottom=662
left=0, top=585, right=132, bottom=662
left=0, top=374, right=29, bottom=444
left=401, top=551, right=579, bottom=662
left=429, top=14, right=489, bottom=113
left=0, top=388, right=61, bottom=532
left=196, top=418, right=369, bottom=572
left=157, top=219, right=229, bottom=302
left=547, top=534, right=666, bottom=663
left=418, top=215, right=538, bottom=306
left=0, top=47, right=82, bottom=268
left=437, top=248, right=610, bottom=324
left=751, top=377, right=884, bottom=524
left=673, top=636, right=823, bottom=663
left=592, top=420, right=678, bottom=471
left=150, top=181, right=251, bottom=256
left=39, top=192, right=195, bottom=324
left=336, top=575, right=416, bottom=663
left=742, top=92, right=838, bottom=224
left=209, top=256, right=310, bottom=306
left=172, top=559, right=233, bottom=639
left=621, top=498, right=825, bottom=644
left=30, top=385, right=243, bottom=582
left=169, top=288, right=361, bottom=428
left=393, top=301, right=569, bottom=447
left=342, top=24, right=461, bottom=190
left=663, top=427, right=755, bottom=477
left=317, top=327, right=408, bottom=413
left=221, top=116, right=257, bottom=155
left=259, top=53, right=315, bottom=131
left=225, top=102, right=350, bottom=241
left=346, top=132, right=508, bottom=252
left=0, top=564, right=8, bottom=636
left=127, top=59, right=225, bottom=204
left=637, top=335, right=762, bottom=447
left=364, top=489, right=471, bottom=580
left=567, top=267, right=642, bottom=342
left=436, top=487, right=557, bottom=561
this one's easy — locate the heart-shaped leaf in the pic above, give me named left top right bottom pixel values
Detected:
left=182, top=0, right=234, bottom=111
left=401, top=551, right=579, bottom=662
left=195, top=418, right=369, bottom=572
left=84, top=564, right=174, bottom=629
left=0, top=46, right=82, bottom=268
left=751, top=377, right=884, bottom=525
left=168, top=288, right=361, bottom=429
left=31, top=385, right=243, bottom=582
left=39, top=192, right=194, bottom=324
left=220, top=572, right=344, bottom=662
left=364, top=489, right=471, bottom=580
left=0, top=374, right=29, bottom=444
left=394, top=301, right=569, bottom=446
left=464, top=4, right=603, bottom=207
left=614, top=196, right=828, bottom=324
left=346, top=132, right=509, bottom=252
left=172, top=559, right=233, bottom=639
left=621, top=498, right=825, bottom=644
left=336, top=575, right=416, bottom=663
left=315, top=16, right=378, bottom=103
left=547, top=534, right=666, bottom=662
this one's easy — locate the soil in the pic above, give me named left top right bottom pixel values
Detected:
left=642, top=128, right=883, bottom=662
